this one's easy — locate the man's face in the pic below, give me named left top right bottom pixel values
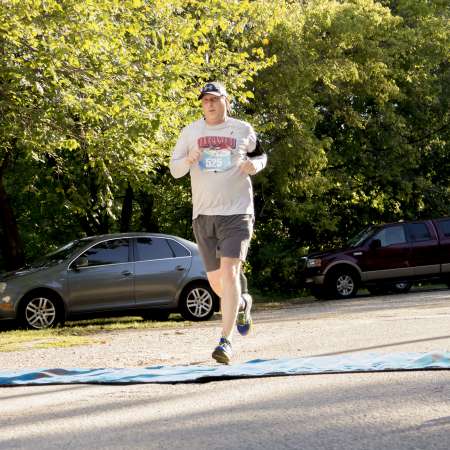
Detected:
left=201, top=94, right=227, bottom=125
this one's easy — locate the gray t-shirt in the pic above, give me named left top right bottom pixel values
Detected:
left=170, top=117, right=267, bottom=219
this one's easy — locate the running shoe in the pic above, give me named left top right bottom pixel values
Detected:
left=237, top=293, right=253, bottom=336
left=212, top=337, right=233, bottom=364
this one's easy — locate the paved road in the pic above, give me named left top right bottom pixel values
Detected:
left=1, top=289, right=449, bottom=450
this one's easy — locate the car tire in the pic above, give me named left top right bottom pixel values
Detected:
left=390, top=281, right=412, bottom=294
left=20, top=293, right=61, bottom=329
left=141, top=310, right=170, bottom=322
left=327, top=269, right=359, bottom=299
left=179, top=282, right=216, bottom=321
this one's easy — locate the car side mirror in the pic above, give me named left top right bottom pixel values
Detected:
left=72, top=256, right=89, bottom=270
left=370, top=239, right=381, bottom=250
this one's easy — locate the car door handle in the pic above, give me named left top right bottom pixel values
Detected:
left=175, top=265, right=185, bottom=271
left=121, top=270, right=132, bottom=276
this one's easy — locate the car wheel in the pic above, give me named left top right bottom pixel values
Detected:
left=141, top=310, right=170, bottom=322
left=20, top=293, right=61, bottom=329
left=179, top=282, right=216, bottom=321
left=390, top=281, right=412, bottom=294
left=327, top=269, right=358, bottom=299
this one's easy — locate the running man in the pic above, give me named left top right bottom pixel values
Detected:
left=170, top=82, right=267, bottom=364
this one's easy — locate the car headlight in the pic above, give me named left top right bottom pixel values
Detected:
left=306, top=258, right=322, bottom=268
left=0, top=282, right=6, bottom=294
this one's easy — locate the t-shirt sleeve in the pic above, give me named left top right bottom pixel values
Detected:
left=246, top=124, right=267, bottom=174
left=247, top=123, right=257, bottom=152
left=170, top=127, right=191, bottom=179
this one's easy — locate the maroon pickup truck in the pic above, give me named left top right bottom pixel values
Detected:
left=300, top=217, right=450, bottom=299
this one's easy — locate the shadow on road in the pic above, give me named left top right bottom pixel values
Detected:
left=307, top=335, right=450, bottom=358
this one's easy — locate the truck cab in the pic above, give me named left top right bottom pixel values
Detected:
left=301, top=218, right=450, bottom=299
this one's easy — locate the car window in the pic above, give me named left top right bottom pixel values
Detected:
left=166, top=239, right=190, bottom=257
left=437, top=219, right=450, bottom=237
left=407, top=223, right=433, bottom=242
left=32, top=237, right=97, bottom=267
left=373, top=225, right=406, bottom=247
left=135, top=237, right=174, bottom=261
left=82, top=239, right=130, bottom=266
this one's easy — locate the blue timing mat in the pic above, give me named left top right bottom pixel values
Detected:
left=0, top=351, right=449, bottom=386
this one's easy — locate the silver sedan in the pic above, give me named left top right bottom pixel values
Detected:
left=0, top=233, right=218, bottom=329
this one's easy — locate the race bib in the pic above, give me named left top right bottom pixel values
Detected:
left=199, top=149, right=233, bottom=172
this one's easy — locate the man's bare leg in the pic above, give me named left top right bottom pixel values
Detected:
left=206, top=269, right=222, bottom=298
left=207, top=268, right=248, bottom=300
left=218, top=257, right=242, bottom=339
left=210, top=257, right=241, bottom=363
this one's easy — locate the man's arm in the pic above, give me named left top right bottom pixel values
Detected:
left=169, top=127, right=200, bottom=178
left=240, top=139, right=267, bottom=175
left=247, top=139, right=267, bottom=172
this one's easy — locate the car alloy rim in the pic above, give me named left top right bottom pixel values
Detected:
left=186, top=287, right=213, bottom=318
left=395, top=282, right=408, bottom=289
left=25, top=297, right=56, bottom=329
left=336, top=275, right=354, bottom=296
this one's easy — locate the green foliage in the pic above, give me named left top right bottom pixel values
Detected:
left=248, top=0, right=449, bottom=291
left=0, top=0, right=280, bottom=262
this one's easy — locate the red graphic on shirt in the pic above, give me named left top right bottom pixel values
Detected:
left=198, top=136, right=236, bottom=150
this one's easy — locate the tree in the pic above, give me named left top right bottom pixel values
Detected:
left=248, top=0, right=449, bottom=291
left=0, top=0, right=279, bottom=269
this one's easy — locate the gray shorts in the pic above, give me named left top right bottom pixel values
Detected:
left=192, top=214, right=254, bottom=272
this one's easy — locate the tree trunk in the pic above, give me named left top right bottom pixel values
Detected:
left=120, top=184, right=134, bottom=232
left=137, top=191, right=159, bottom=232
left=0, top=154, right=25, bottom=270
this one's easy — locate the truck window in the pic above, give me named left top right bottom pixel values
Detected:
left=407, top=223, right=432, bottom=242
left=347, top=225, right=376, bottom=247
left=373, top=225, right=406, bottom=247
left=437, top=219, right=450, bottom=237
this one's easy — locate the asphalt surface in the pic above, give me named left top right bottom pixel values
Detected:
left=1, top=289, right=449, bottom=450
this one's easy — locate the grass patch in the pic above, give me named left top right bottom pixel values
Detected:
left=0, top=315, right=192, bottom=352
left=252, top=290, right=312, bottom=309
left=252, top=289, right=309, bottom=302
left=253, top=298, right=315, bottom=310
left=0, top=330, right=96, bottom=352
left=64, top=314, right=190, bottom=332
left=0, top=334, right=96, bottom=352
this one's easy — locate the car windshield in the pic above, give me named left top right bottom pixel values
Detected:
left=346, top=226, right=378, bottom=247
left=30, top=238, right=96, bottom=267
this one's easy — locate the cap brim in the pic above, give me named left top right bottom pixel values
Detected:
left=198, top=91, right=223, bottom=100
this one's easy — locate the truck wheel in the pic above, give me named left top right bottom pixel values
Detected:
left=179, top=282, right=216, bottom=321
left=327, top=269, right=358, bottom=299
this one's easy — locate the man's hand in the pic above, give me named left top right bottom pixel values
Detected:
left=239, top=158, right=257, bottom=175
left=185, top=147, right=202, bottom=166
